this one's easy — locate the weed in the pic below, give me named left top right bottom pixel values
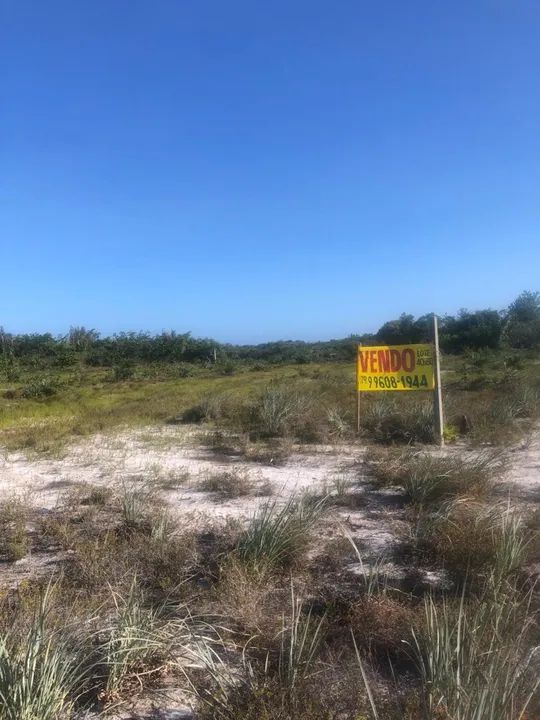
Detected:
left=362, top=397, right=434, bottom=444
left=119, top=483, right=162, bottom=533
left=95, top=579, right=187, bottom=704
left=276, top=586, right=326, bottom=696
left=192, top=587, right=335, bottom=720
left=20, top=377, right=58, bottom=399
left=152, top=467, right=190, bottom=491
left=214, top=558, right=287, bottom=639
left=349, top=594, right=415, bottom=660
left=326, top=406, right=352, bottom=438
left=241, top=437, right=293, bottom=466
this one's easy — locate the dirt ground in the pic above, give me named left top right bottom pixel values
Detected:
left=1, top=424, right=537, bottom=581
left=0, top=425, right=538, bottom=719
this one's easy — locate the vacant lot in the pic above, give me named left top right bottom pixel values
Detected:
left=0, top=357, right=538, bottom=719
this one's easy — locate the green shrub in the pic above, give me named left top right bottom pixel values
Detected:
left=110, top=361, right=134, bottom=382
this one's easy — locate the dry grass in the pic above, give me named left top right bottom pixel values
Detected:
left=413, top=499, right=530, bottom=585
left=0, top=495, right=31, bottom=562
left=348, top=594, right=417, bottom=660
left=197, top=469, right=257, bottom=499
left=236, top=496, right=328, bottom=573
left=366, top=448, right=507, bottom=506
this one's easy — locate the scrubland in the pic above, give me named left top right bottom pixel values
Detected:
left=0, top=349, right=539, bottom=719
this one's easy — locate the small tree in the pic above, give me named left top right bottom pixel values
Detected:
left=67, top=326, right=100, bottom=351
left=503, top=291, right=540, bottom=349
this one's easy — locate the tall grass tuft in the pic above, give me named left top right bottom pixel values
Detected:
left=0, top=585, right=87, bottom=720
left=236, top=496, right=327, bottom=571
left=277, top=585, right=326, bottom=695
left=368, top=448, right=506, bottom=506
left=412, top=578, right=539, bottom=720
left=96, top=578, right=188, bottom=703
left=415, top=499, right=530, bottom=584
left=190, top=586, right=326, bottom=719
left=362, top=397, right=434, bottom=444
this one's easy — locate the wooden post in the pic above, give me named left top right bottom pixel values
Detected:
left=356, top=343, right=361, bottom=434
left=432, top=314, right=444, bottom=447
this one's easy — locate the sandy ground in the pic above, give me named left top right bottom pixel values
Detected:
left=0, top=425, right=363, bottom=518
left=1, top=425, right=538, bottom=582
left=0, top=425, right=538, bottom=719
left=0, top=425, right=408, bottom=591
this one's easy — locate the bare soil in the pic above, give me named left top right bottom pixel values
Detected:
left=1, top=425, right=538, bottom=719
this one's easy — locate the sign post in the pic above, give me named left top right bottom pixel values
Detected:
left=356, top=334, right=443, bottom=444
left=356, top=343, right=362, bottom=434
left=432, top=314, right=444, bottom=447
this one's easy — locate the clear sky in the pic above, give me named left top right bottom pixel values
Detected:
left=2, top=1, right=539, bottom=343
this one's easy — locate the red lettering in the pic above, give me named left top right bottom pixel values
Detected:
left=390, top=349, right=401, bottom=371
left=369, top=350, right=378, bottom=372
left=359, top=351, right=369, bottom=372
left=377, top=349, right=390, bottom=372
left=402, top=348, right=415, bottom=372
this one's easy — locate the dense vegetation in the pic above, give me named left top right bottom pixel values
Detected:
left=1, top=291, right=539, bottom=375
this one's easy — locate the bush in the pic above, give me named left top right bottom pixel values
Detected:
left=21, top=377, right=57, bottom=399
left=349, top=594, right=416, bottom=659
left=110, top=361, right=134, bottom=382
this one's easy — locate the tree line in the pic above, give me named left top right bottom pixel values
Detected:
left=1, top=291, right=539, bottom=371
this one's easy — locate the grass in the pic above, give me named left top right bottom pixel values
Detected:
left=414, top=498, right=531, bottom=585
left=412, top=577, right=539, bottom=720
left=191, top=587, right=334, bottom=720
left=236, top=496, right=328, bottom=572
left=0, top=496, right=31, bottom=562
left=198, top=469, right=257, bottom=498
left=41, top=487, right=200, bottom=596
left=0, top=468, right=536, bottom=718
left=1, top=352, right=539, bottom=454
left=0, top=352, right=538, bottom=717
left=0, top=585, right=87, bottom=720
left=95, top=579, right=188, bottom=704
left=367, top=448, right=507, bottom=506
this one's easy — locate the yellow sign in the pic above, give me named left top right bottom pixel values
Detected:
left=357, top=344, right=435, bottom=391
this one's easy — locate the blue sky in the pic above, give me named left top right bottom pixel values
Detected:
left=2, top=1, right=539, bottom=343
